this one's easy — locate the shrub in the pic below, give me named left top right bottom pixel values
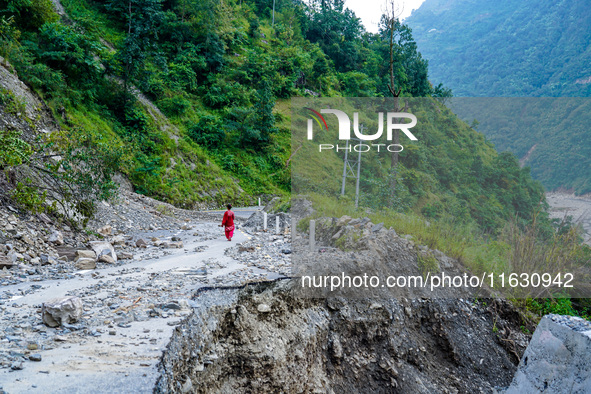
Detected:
left=1, top=0, right=58, bottom=32
left=158, top=95, right=192, bottom=117
left=187, top=115, right=225, bottom=148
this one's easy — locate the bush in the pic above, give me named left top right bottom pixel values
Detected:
left=187, top=115, right=225, bottom=148
left=158, top=95, right=191, bottom=117
left=0, top=128, right=31, bottom=168
left=1, top=0, right=58, bottom=32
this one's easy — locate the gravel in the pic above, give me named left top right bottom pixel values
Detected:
left=0, top=189, right=292, bottom=376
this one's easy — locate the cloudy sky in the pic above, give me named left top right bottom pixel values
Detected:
left=344, top=0, right=427, bottom=32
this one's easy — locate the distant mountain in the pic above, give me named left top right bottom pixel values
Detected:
left=449, top=98, right=591, bottom=195
left=406, top=0, right=591, bottom=97
left=405, top=0, right=591, bottom=195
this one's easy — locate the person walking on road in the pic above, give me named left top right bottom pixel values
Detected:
left=220, top=204, right=235, bottom=241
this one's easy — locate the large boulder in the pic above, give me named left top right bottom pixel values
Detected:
left=48, top=230, right=64, bottom=245
left=505, top=314, right=591, bottom=393
left=74, top=258, right=96, bottom=270
left=0, top=255, right=13, bottom=269
left=75, top=250, right=96, bottom=260
left=89, top=241, right=117, bottom=262
left=42, top=297, right=83, bottom=327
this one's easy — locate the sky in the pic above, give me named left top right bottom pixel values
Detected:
left=344, top=0, right=427, bottom=33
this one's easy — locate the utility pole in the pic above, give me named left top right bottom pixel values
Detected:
left=272, top=0, right=276, bottom=26
left=340, top=125, right=364, bottom=208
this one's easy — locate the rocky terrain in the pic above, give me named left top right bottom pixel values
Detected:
left=156, top=281, right=530, bottom=394
left=0, top=187, right=291, bottom=393
left=0, top=190, right=538, bottom=393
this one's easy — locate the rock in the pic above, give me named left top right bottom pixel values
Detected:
left=5, top=223, right=16, bottom=235
left=136, top=239, right=148, bottom=248
left=75, top=258, right=96, bottom=270
left=371, top=223, right=384, bottom=233
left=165, top=241, right=183, bottom=249
left=118, top=252, right=133, bottom=260
left=111, top=235, right=125, bottom=245
left=75, top=250, right=96, bottom=260
left=181, top=224, right=192, bottom=230
left=22, top=234, right=34, bottom=245
left=97, top=225, right=112, bottom=236
left=336, top=215, right=352, bottom=227
left=48, top=230, right=64, bottom=245
left=42, top=296, right=83, bottom=327
left=257, top=303, right=271, bottom=313
left=29, top=354, right=42, bottom=362
left=98, top=254, right=116, bottom=264
left=506, top=314, right=591, bottom=393
left=38, top=213, right=52, bottom=224
left=39, top=254, right=51, bottom=266
left=162, top=302, right=182, bottom=310
left=181, top=379, right=193, bottom=393
left=89, top=241, right=117, bottom=262
left=0, top=255, right=13, bottom=269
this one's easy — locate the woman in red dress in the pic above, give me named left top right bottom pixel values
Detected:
left=220, top=204, right=235, bottom=241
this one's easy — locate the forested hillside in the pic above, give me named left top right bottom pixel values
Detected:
left=450, top=98, right=591, bottom=195
left=0, top=0, right=444, bottom=211
left=0, top=0, right=589, bottom=318
left=0, top=0, right=549, bottom=236
left=406, top=0, right=591, bottom=195
left=406, top=0, right=591, bottom=97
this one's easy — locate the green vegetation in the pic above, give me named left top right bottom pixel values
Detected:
left=406, top=0, right=591, bottom=193
left=0, top=0, right=588, bottom=318
left=293, top=98, right=547, bottom=235
left=293, top=95, right=589, bottom=312
left=0, top=0, right=445, bottom=208
left=450, top=98, right=591, bottom=195
left=406, top=0, right=591, bottom=97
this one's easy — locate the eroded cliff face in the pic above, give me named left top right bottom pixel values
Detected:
left=0, top=57, right=57, bottom=136
left=156, top=280, right=531, bottom=394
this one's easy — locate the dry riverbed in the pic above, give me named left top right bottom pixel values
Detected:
left=546, top=192, right=591, bottom=245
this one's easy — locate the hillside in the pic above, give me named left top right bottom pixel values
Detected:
left=292, top=97, right=546, bottom=233
left=0, top=0, right=569, bottom=237
left=0, top=0, right=444, bottom=212
left=405, top=0, right=591, bottom=97
left=449, top=98, right=591, bottom=195
left=405, top=0, right=591, bottom=195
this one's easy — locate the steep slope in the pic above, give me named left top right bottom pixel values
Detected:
left=405, top=0, right=591, bottom=97
left=405, top=0, right=591, bottom=195
left=449, top=98, right=591, bottom=195
left=157, top=280, right=530, bottom=393
left=292, top=97, right=546, bottom=233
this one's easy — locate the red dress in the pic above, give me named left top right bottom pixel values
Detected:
left=222, top=210, right=235, bottom=240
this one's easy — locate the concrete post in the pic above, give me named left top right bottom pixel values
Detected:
left=291, top=217, right=297, bottom=240
left=258, top=197, right=261, bottom=207
left=309, top=220, right=315, bottom=252
left=263, top=212, right=268, bottom=231
left=276, top=215, right=280, bottom=235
